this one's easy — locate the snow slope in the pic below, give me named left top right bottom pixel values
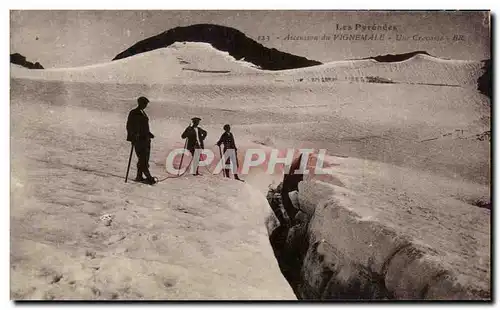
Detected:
left=11, top=98, right=294, bottom=300
left=11, top=43, right=485, bottom=88
left=10, top=42, right=261, bottom=84
left=279, top=54, right=483, bottom=87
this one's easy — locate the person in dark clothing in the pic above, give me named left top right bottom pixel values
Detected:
left=181, top=117, right=207, bottom=176
left=217, top=124, right=242, bottom=181
left=126, top=96, right=156, bottom=184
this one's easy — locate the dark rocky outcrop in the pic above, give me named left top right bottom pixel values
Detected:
left=477, top=59, right=491, bottom=99
left=10, top=53, right=44, bottom=69
left=364, top=51, right=432, bottom=63
left=112, top=24, right=322, bottom=70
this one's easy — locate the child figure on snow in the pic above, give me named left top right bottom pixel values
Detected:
left=217, top=124, right=243, bottom=181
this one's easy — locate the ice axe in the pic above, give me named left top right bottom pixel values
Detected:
left=217, top=145, right=228, bottom=177
left=125, top=143, right=134, bottom=183
left=178, top=138, right=188, bottom=176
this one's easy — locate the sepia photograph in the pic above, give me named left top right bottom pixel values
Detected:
left=9, top=9, right=491, bottom=301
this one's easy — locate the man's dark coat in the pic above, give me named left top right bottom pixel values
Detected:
left=127, top=107, right=154, bottom=142
left=181, top=126, right=207, bottom=152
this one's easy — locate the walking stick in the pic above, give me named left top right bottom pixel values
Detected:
left=125, top=143, right=134, bottom=183
left=235, top=149, right=240, bottom=170
left=218, top=145, right=228, bottom=177
left=178, top=138, right=188, bottom=176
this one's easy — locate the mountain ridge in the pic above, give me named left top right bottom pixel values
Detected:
left=364, top=51, right=433, bottom=62
left=113, top=24, right=322, bottom=70
left=10, top=53, right=44, bottom=69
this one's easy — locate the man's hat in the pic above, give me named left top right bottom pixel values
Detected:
left=138, top=96, right=150, bottom=105
left=191, top=117, right=201, bottom=122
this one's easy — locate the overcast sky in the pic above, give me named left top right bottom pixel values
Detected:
left=10, top=10, right=490, bottom=68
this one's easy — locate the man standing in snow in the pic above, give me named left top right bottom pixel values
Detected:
left=181, top=117, right=207, bottom=176
left=216, top=124, right=243, bottom=181
left=126, top=96, right=156, bottom=185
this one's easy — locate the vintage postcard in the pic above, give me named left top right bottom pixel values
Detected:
left=10, top=10, right=491, bottom=300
